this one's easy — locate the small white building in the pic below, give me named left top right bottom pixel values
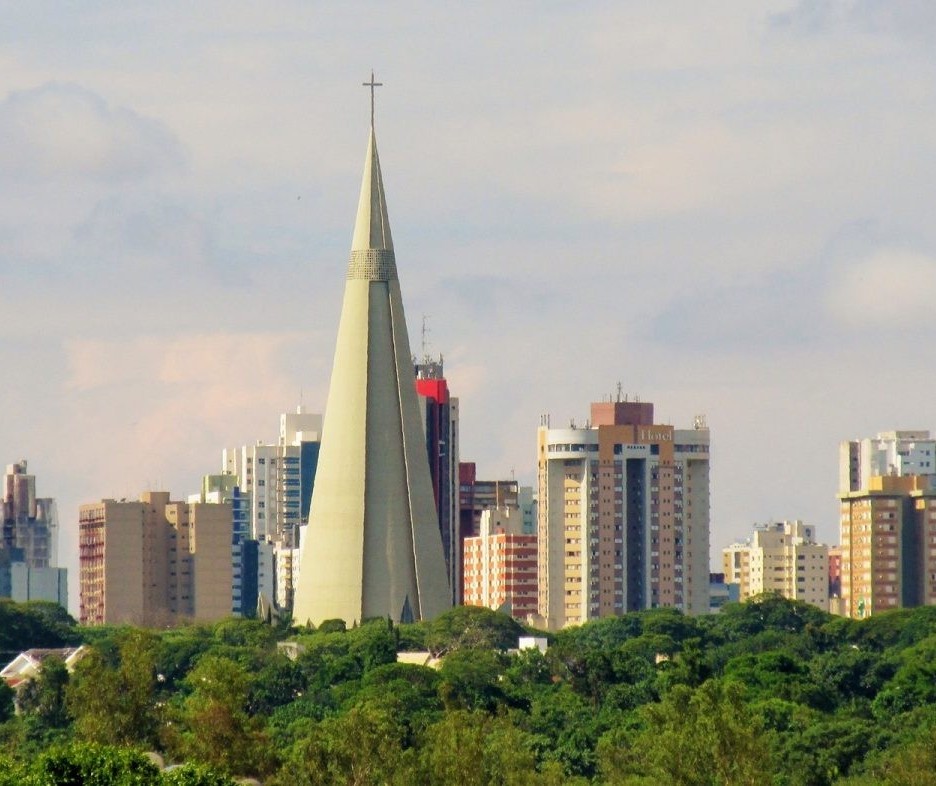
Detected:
left=1, top=646, right=88, bottom=690
left=518, top=636, right=548, bottom=654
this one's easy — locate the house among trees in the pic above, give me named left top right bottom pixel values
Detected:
left=0, top=646, right=87, bottom=690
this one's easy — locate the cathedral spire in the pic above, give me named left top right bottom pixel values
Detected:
left=352, top=71, right=392, bottom=256
left=293, top=81, right=451, bottom=627
left=350, top=129, right=394, bottom=254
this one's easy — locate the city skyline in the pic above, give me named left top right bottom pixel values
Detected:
left=3, top=4, right=936, bottom=615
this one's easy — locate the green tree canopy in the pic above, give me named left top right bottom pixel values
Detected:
left=425, top=606, right=525, bottom=655
left=30, top=742, right=162, bottom=786
left=0, top=600, right=79, bottom=657
left=168, top=655, right=273, bottom=778
left=600, top=679, right=772, bottom=786
left=67, top=629, right=161, bottom=747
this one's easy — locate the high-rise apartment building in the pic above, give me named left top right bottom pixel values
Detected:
left=457, top=463, right=535, bottom=602
left=0, top=461, right=66, bottom=608
left=415, top=357, right=460, bottom=606
left=828, top=545, right=842, bottom=605
left=223, top=408, right=321, bottom=544
left=708, top=572, right=740, bottom=613
left=840, top=431, right=936, bottom=493
left=722, top=520, right=829, bottom=608
left=78, top=491, right=233, bottom=626
left=7, top=562, right=69, bottom=605
left=281, top=408, right=323, bottom=529
left=199, top=474, right=255, bottom=617
left=293, top=99, right=451, bottom=626
left=721, top=541, right=750, bottom=597
left=257, top=539, right=276, bottom=610
left=2, top=461, right=58, bottom=569
left=839, top=475, right=936, bottom=618
left=537, top=399, right=710, bottom=629
left=463, top=507, right=537, bottom=620
left=459, top=464, right=522, bottom=539
left=838, top=430, right=936, bottom=618
left=223, top=407, right=321, bottom=609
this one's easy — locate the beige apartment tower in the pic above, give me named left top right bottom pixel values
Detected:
left=292, top=106, right=450, bottom=626
left=722, top=520, right=829, bottom=609
left=78, top=491, right=233, bottom=626
left=839, top=475, right=936, bottom=618
left=537, top=400, right=710, bottom=630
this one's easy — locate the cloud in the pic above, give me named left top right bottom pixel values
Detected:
left=770, top=0, right=936, bottom=42
left=0, top=82, right=186, bottom=182
left=72, top=193, right=210, bottom=277
left=646, top=244, right=936, bottom=352
left=827, top=248, right=936, bottom=330
left=61, top=331, right=311, bottom=495
left=65, top=332, right=304, bottom=393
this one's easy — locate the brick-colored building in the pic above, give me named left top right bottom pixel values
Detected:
left=839, top=475, right=936, bottom=618
left=457, top=463, right=534, bottom=602
left=463, top=507, right=537, bottom=619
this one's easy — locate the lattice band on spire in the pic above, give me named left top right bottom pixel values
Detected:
left=347, top=249, right=397, bottom=281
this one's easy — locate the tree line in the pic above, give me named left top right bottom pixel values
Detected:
left=2, top=595, right=936, bottom=784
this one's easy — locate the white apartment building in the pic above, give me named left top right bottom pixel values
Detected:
left=223, top=409, right=322, bottom=544
left=840, top=430, right=936, bottom=493
left=222, top=442, right=298, bottom=543
left=223, top=408, right=322, bottom=610
left=257, top=539, right=276, bottom=611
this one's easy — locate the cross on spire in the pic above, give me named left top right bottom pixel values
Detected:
left=363, top=70, right=383, bottom=128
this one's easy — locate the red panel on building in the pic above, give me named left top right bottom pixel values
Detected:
left=415, top=378, right=449, bottom=404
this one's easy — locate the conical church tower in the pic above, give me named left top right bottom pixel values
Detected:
left=293, top=84, right=451, bottom=626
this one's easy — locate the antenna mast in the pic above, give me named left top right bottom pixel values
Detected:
left=421, top=314, right=431, bottom=363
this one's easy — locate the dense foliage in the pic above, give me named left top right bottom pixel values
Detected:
left=3, top=597, right=936, bottom=784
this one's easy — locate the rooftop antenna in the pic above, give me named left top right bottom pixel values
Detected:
left=421, top=314, right=431, bottom=361
left=363, top=70, right=383, bottom=128
left=616, top=381, right=623, bottom=403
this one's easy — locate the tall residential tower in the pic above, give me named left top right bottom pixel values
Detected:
left=0, top=461, right=66, bottom=608
left=78, top=491, right=233, bottom=626
left=537, top=399, right=710, bottom=629
left=415, top=357, right=460, bottom=605
left=838, top=430, right=936, bottom=618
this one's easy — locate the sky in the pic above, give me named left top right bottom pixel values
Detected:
left=3, top=1, right=936, bottom=612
